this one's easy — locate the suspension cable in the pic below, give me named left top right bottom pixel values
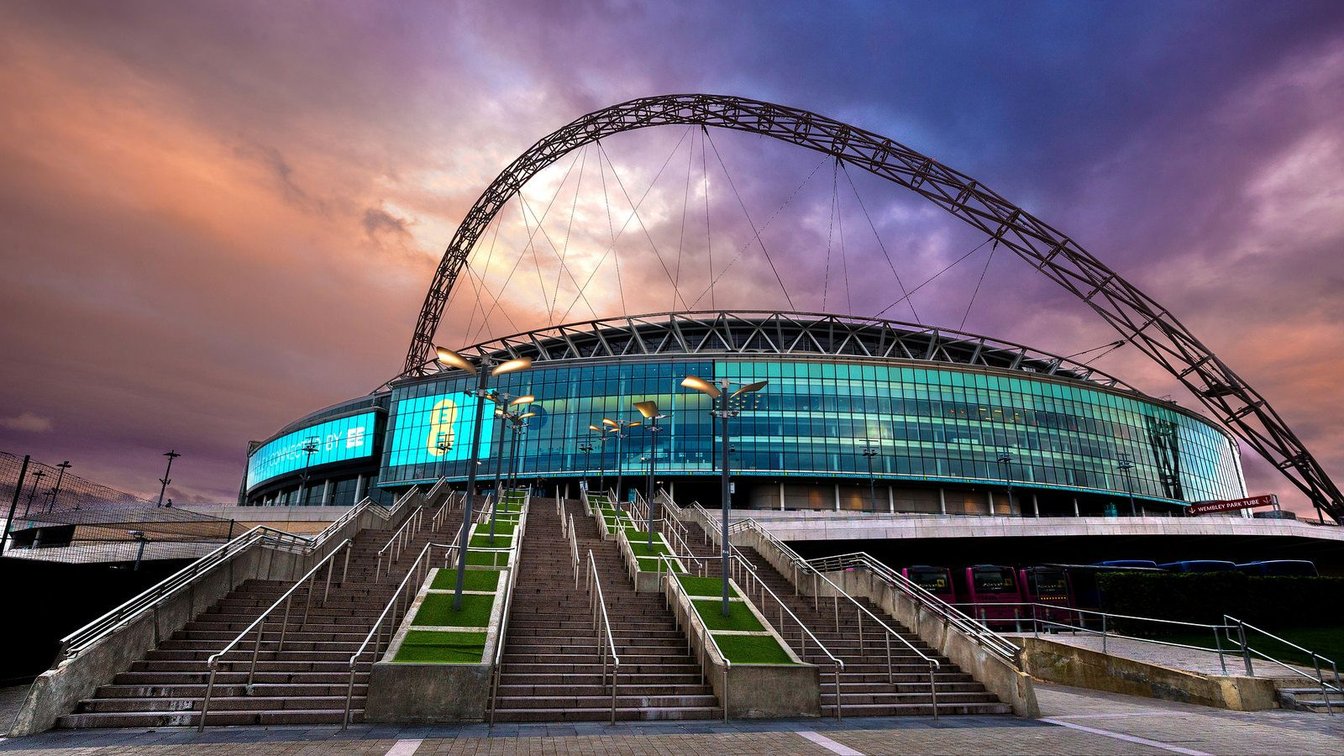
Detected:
left=697, top=127, right=797, bottom=311
left=552, top=145, right=590, bottom=324
left=460, top=213, right=503, bottom=343
left=958, top=242, right=998, bottom=331
left=840, top=163, right=920, bottom=323
left=823, top=160, right=837, bottom=312
left=837, top=159, right=853, bottom=315
left=873, top=236, right=993, bottom=320
left=701, top=128, right=714, bottom=310
left=596, top=142, right=627, bottom=315
left=673, top=128, right=695, bottom=311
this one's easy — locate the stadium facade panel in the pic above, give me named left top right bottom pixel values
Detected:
left=241, top=313, right=1245, bottom=514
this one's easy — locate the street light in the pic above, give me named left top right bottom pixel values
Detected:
left=577, top=442, right=594, bottom=492
left=487, top=395, right=535, bottom=542
left=157, top=450, right=180, bottom=508
left=681, top=375, right=767, bottom=617
left=506, top=411, right=536, bottom=491
left=601, top=417, right=641, bottom=506
left=22, top=469, right=46, bottom=517
left=1118, top=454, right=1137, bottom=517
left=634, top=400, right=666, bottom=547
left=434, top=345, right=532, bottom=609
left=588, top=425, right=610, bottom=491
left=45, top=460, right=71, bottom=513
left=128, top=530, right=148, bottom=572
left=297, top=440, right=318, bottom=506
left=996, top=449, right=1014, bottom=515
left=436, top=432, right=451, bottom=481
left=862, top=441, right=879, bottom=511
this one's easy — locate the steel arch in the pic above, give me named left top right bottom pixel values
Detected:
left=404, top=93, right=1341, bottom=522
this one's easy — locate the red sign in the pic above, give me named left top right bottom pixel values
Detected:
left=1187, top=494, right=1278, bottom=516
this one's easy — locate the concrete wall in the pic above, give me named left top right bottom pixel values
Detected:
left=822, top=566, right=1039, bottom=718
left=1019, top=637, right=1279, bottom=711
left=10, top=502, right=398, bottom=735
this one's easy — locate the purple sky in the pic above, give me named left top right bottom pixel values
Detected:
left=2, top=1, right=1342, bottom=515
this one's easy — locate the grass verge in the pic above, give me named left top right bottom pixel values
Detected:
left=692, top=599, right=765, bottom=632
left=413, top=592, right=494, bottom=628
left=393, top=630, right=487, bottom=664
left=430, top=568, right=501, bottom=592
left=713, top=634, right=795, bottom=664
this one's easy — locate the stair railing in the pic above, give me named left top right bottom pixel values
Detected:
left=1223, top=615, right=1341, bottom=714
left=585, top=549, right=621, bottom=724
left=430, top=490, right=462, bottom=531
left=660, top=557, right=732, bottom=722
left=809, top=552, right=1021, bottom=664
left=343, top=539, right=462, bottom=728
left=486, top=491, right=530, bottom=725
left=199, top=538, right=353, bottom=731
left=375, top=504, right=426, bottom=580
left=568, top=513, right=581, bottom=589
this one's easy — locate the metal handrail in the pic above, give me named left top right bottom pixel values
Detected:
left=430, top=490, right=461, bottom=531
left=659, top=557, right=732, bottom=722
left=344, top=539, right=461, bottom=727
left=568, top=513, right=581, bottom=588
left=376, top=506, right=425, bottom=578
left=487, top=491, right=529, bottom=725
left=585, top=550, right=621, bottom=724
left=1224, top=615, right=1341, bottom=713
left=810, top=552, right=1021, bottom=662
left=199, top=538, right=353, bottom=731
left=55, top=526, right=309, bottom=660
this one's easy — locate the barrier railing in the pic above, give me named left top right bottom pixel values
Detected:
left=567, top=513, right=580, bottom=588
left=487, top=491, right=530, bottom=725
left=659, top=557, right=732, bottom=722
left=585, top=550, right=621, bottom=724
left=199, top=538, right=354, bottom=730
left=376, top=506, right=425, bottom=580
left=810, top=552, right=1021, bottom=664
left=55, top=526, right=310, bottom=661
left=1225, top=615, right=1341, bottom=714
left=430, top=490, right=461, bottom=531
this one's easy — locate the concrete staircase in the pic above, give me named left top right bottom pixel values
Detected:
left=57, top=504, right=461, bottom=729
left=680, top=519, right=1012, bottom=717
left=490, top=498, right=720, bottom=722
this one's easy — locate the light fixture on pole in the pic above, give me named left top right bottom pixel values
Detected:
left=862, top=441, right=879, bottom=511
left=588, top=425, right=609, bottom=491
left=1118, top=454, right=1137, bottom=517
left=45, top=460, right=71, bottom=513
left=487, top=396, right=535, bottom=541
left=434, top=345, right=531, bottom=609
left=634, top=400, right=666, bottom=548
left=297, top=440, right=318, bottom=506
left=22, top=469, right=46, bottom=517
left=156, top=450, right=180, bottom=508
left=601, top=417, right=642, bottom=505
left=128, top=530, right=148, bottom=571
left=436, top=432, right=450, bottom=481
left=682, top=375, right=767, bottom=616
left=577, top=442, right=594, bottom=492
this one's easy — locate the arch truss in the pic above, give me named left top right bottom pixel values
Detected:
left=403, top=93, right=1342, bottom=522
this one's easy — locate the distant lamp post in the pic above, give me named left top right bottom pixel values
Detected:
left=45, top=461, right=71, bottom=513
left=588, top=425, right=610, bottom=491
left=634, top=400, right=666, bottom=548
left=506, top=411, right=536, bottom=491
left=488, top=395, right=535, bottom=541
left=862, top=441, right=880, bottom=511
left=577, top=442, right=594, bottom=491
left=601, top=417, right=642, bottom=505
left=157, top=450, right=180, bottom=508
left=681, top=375, right=767, bottom=616
left=434, top=344, right=532, bottom=609
left=129, top=530, right=148, bottom=572
left=436, top=432, right=450, bottom=481
left=1118, top=454, right=1137, bottom=517
left=296, top=440, right=319, bottom=506
left=996, top=449, right=1015, bottom=515
left=22, top=469, right=46, bottom=517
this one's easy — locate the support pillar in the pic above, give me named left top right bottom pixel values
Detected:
left=1073, top=497, right=1081, bottom=517
left=779, top=482, right=785, bottom=511
left=1032, top=493, right=1039, bottom=518
left=939, top=487, right=947, bottom=516
left=834, top=484, right=841, bottom=512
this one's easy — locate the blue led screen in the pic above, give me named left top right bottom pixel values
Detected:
left=247, top=412, right=378, bottom=490
left=386, top=392, right=496, bottom=470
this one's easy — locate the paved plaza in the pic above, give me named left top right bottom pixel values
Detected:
left=2, top=682, right=1341, bottom=755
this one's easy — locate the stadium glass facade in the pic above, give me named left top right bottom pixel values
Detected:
left=375, top=356, right=1243, bottom=507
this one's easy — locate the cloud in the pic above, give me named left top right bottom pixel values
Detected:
left=0, top=412, right=53, bottom=433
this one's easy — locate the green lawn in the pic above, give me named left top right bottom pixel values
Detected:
left=713, top=634, right=795, bottom=664
left=430, top=568, right=501, bottom=592
left=626, top=534, right=669, bottom=556
left=393, top=630, right=487, bottom=664
left=466, top=550, right=511, bottom=567
left=678, top=574, right=727, bottom=597
left=412, top=592, right=495, bottom=628
left=1152, top=626, right=1344, bottom=669
left=469, top=531, right=514, bottom=549
left=637, top=555, right=685, bottom=574
left=692, top=599, right=765, bottom=632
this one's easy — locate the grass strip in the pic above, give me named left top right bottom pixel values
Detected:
left=466, top=551, right=510, bottom=567
left=713, top=634, right=794, bottom=664
left=638, top=556, right=685, bottom=574
left=469, top=532, right=514, bottom=549
left=430, top=568, right=501, bottom=592
left=626, top=535, right=669, bottom=557
left=692, top=599, right=764, bottom=632
left=393, top=630, right=487, bottom=664
left=412, top=592, right=494, bottom=628
left=678, top=574, right=728, bottom=597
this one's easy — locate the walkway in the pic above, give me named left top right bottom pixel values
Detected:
left=1018, top=632, right=1316, bottom=679
left=2, top=682, right=1341, bottom=754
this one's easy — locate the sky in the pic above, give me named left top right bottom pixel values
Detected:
left=1, top=0, right=1342, bottom=516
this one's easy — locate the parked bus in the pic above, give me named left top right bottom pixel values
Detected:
left=1236, top=560, right=1318, bottom=577
left=1158, top=560, right=1237, bottom=573
left=962, top=564, right=1024, bottom=626
left=900, top=565, right=957, bottom=604
left=1096, top=559, right=1159, bottom=569
left=1018, top=565, right=1072, bottom=624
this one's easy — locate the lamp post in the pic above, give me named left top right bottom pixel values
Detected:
left=682, top=375, right=767, bottom=617
left=129, top=530, right=148, bottom=571
left=601, top=417, right=641, bottom=506
left=588, top=426, right=609, bottom=491
left=45, top=460, right=71, bottom=513
left=1118, top=454, right=1137, bottom=517
left=436, top=432, right=450, bottom=481
left=156, top=450, right=180, bottom=508
left=296, top=440, right=318, bottom=506
left=996, top=449, right=1014, bottom=515
left=862, top=441, right=879, bottom=511
left=578, top=442, right=594, bottom=492
left=488, top=396, right=534, bottom=541
left=634, top=401, right=666, bottom=547
left=22, top=469, right=45, bottom=517
left=434, top=345, right=532, bottom=609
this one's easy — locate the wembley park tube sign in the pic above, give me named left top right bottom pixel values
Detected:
left=1188, top=494, right=1279, bottom=516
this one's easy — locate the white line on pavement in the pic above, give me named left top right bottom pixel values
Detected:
left=385, top=737, right=423, bottom=756
left=1049, top=712, right=1179, bottom=720
left=796, top=730, right=865, bottom=756
left=1041, top=717, right=1212, bottom=756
